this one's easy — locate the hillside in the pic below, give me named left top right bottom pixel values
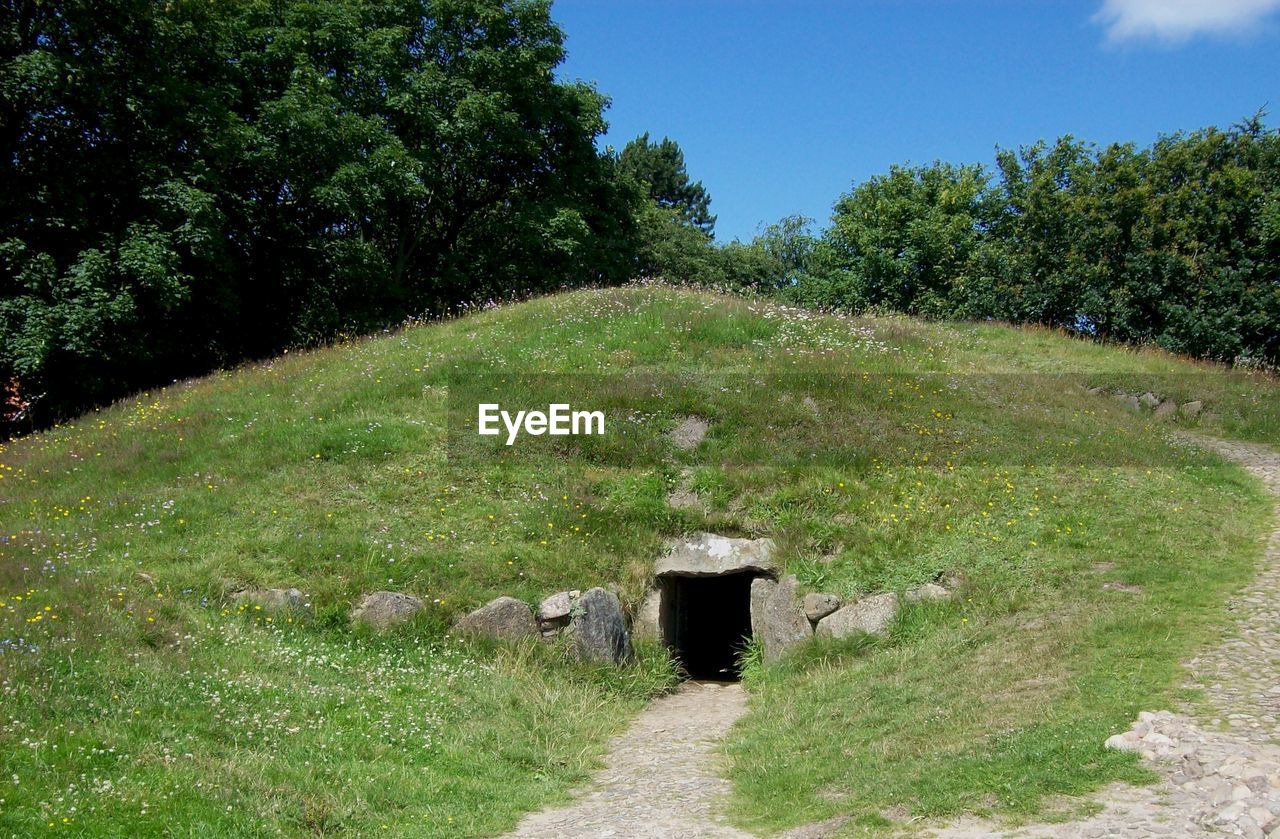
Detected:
left=1, top=286, right=1278, bottom=837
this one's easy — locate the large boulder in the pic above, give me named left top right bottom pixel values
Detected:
left=656, top=533, right=777, bottom=578
left=1181, top=400, right=1203, bottom=418
left=750, top=575, right=812, bottom=662
left=351, top=591, right=423, bottom=630
left=571, top=588, right=632, bottom=664
left=1154, top=400, right=1177, bottom=420
left=1139, top=392, right=1160, bottom=408
left=802, top=592, right=841, bottom=623
left=455, top=596, right=538, bottom=642
left=816, top=593, right=900, bottom=639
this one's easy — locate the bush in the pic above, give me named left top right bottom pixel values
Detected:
left=780, top=117, right=1280, bottom=365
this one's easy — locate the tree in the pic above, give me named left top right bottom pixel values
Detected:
left=756, top=215, right=817, bottom=290
left=618, top=133, right=716, bottom=235
left=1, top=0, right=639, bottom=429
left=632, top=203, right=723, bottom=284
left=784, top=118, right=1279, bottom=365
left=820, top=162, right=995, bottom=318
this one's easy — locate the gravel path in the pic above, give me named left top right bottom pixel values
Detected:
left=930, top=435, right=1280, bottom=838
left=1185, top=436, right=1280, bottom=746
left=502, top=680, right=755, bottom=838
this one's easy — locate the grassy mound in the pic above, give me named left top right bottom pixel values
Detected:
left=0, top=286, right=1276, bottom=836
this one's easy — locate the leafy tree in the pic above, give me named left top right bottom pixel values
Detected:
left=1, top=0, right=639, bottom=428
left=784, top=118, right=1278, bottom=365
left=756, top=215, right=818, bottom=290
left=618, top=133, right=716, bottom=235
left=981, top=122, right=1279, bottom=362
left=980, top=137, right=1100, bottom=327
left=820, top=162, right=995, bottom=318
left=714, top=215, right=819, bottom=294
left=633, top=203, right=723, bottom=285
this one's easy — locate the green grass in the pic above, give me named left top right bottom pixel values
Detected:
left=0, top=285, right=1276, bottom=836
left=942, top=319, right=1280, bottom=447
left=729, top=463, right=1267, bottom=832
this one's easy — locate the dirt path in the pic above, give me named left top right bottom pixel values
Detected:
left=931, top=435, right=1280, bottom=838
left=502, top=680, right=755, bottom=838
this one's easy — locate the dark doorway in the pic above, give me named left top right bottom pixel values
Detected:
left=661, top=572, right=755, bottom=680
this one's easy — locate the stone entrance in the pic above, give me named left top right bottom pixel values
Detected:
left=637, top=532, right=784, bottom=681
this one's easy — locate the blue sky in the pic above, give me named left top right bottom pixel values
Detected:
left=552, top=0, right=1280, bottom=242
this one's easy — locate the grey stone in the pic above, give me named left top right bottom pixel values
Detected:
left=816, top=593, right=900, bottom=639
left=571, top=587, right=632, bottom=664
left=1105, top=732, right=1140, bottom=752
left=904, top=583, right=952, bottom=603
left=1182, top=400, right=1204, bottom=418
left=803, top=592, right=841, bottom=622
left=1087, top=386, right=1106, bottom=395
left=1140, top=391, right=1161, bottom=408
left=455, top=596, right=537, bottom=641
left=656, top=532, right=777, bottom=577
left=666, top=467, right=700, bottom=511
left=632, top=588, right=663, bottom=642
left=538, top=591, right=572, bottom=623
left=750, top=575, right=812, bottom=662
left=1115, top=393, right=1141, bottom=411
left=1155, top=400, right=1178, bottom=419
left=350, top=591, right=423, bottom=630
left=232, top=587, right=308, bottom=613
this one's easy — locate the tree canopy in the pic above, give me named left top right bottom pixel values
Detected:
left=618, top=133, right=715, bottom=236
left=1, top=0, right=641, bottom=427
left=778, top=118, right=1280, bottom=366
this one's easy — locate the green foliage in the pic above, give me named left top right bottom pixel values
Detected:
left=617, top=133, right=727, bottom=287
left=819, top=162, right=995, bottom=317
left=1, top=0, right=642, bottom=428
left=717, top=239, right=782, bottom=290
left=755, top=214, right=819, bottom=289
left=783, top=118, right=1280, bottom=366
left=631, top=207, right=802, bottom=293
left=633, top=203, right=722, bottom=284
left=618, top=133, right=716, bottom=235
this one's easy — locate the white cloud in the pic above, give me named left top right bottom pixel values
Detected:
left=1094, top=0, right=1280, bottom=43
